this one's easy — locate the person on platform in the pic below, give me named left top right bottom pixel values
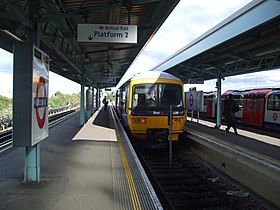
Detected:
left=102, top=96, right=108, bottom=111
left=224, top=94, right=238, bottom=135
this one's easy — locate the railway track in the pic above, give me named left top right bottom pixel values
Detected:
left=0, top=109, right=77, bottom=152
left=135, top=141, right=267, bottom=210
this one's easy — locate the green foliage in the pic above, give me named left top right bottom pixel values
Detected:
left=49, top=91, right=80, bottom=108
left=0, top=92, right=80, bottom=116
left=0, top=95, right=13, bottom=116
left=106, top=91, right=114, bottom=102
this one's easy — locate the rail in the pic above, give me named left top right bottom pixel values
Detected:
left=0, top=109, right=78, bottom=154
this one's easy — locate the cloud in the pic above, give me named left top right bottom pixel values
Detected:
left=49, top=72, right=80, bottom=96
left=0, top=48, right=13, bottom=73
left=0, top=72, right=13, bottom=98
left=184, top=69, right=280, bottom=93
left=135, top=0, right=253, bottom=65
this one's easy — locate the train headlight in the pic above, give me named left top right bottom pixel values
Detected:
left=132, top=118, right=146, bottom=124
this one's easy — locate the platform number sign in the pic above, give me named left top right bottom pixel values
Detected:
left=77, top=24, right=137, bottom=44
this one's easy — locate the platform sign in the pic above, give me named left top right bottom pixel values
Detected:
left=185, top=91, right=204, bottom=111
left=32, top=46, right=49, bottom=145
left=188, top=78, right=204, bottom=84
left=13, top=44, right=49, bottom=147
left=100, top=76, right=117, bottom=83
left=77, top=24, right=137, bottom=44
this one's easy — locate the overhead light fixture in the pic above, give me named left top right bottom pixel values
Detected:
left=0, top=29, right=23, bottom=42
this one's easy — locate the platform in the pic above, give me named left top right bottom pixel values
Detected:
left=184, top=117, right=280, bottom=208
left=185, top=117, right=280, bottom=161
left=0, top=106, right=162, bottom=210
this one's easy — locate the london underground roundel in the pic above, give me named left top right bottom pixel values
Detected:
left=35, top=77, right=47, bottom=129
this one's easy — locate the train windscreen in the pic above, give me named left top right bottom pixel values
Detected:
left=132, top=83, right=183, bottom=110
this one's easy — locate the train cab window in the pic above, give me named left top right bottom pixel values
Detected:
left=267, top=93, right=280, bottom=111
left=132, top=84, right=157, bottom=109
left=132, top=83, right=183, bottom=110
left=159, top=84, right=183, bottom=108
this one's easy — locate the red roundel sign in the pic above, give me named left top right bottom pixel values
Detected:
left=189, top=93, right=194, bottom=107
left=35, top=77, right=47, bottom=129
left=273, top=113, right=278, bottom=121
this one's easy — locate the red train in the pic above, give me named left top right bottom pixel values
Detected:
left=200, top=88, right=280, bottom=130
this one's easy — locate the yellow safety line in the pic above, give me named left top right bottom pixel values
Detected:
left=116, top=130, right=142, bottom=210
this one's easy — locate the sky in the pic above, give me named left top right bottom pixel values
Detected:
left=1, top=0, right=279, bottom=98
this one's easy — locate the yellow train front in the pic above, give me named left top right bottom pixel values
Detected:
left=116, top=71, right=186, bottom=143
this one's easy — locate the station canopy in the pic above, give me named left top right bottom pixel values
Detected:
left=151, top=0, right=280, bottom=84
left=0, top=0, right=179, bottom=88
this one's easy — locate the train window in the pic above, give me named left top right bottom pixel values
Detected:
left=254, top=95, right=261, bottom=113
left=246, top=99, right=251, bottom=112
left=121, top=86, right=128, bottom=114
left=132, top=84, right=157, bottom=108
left=203, top=96, right=208, bottom=105
left=233, top=95, right=243, bottom=109
left=267, top=94, right=280, bottom=111
left=159, top=84, right=183, bottom=108
left=132, top=83, right=183, bottom=109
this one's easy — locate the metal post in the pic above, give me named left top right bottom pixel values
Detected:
left=91, top=87, right=95, bottom=115
left=216, top=69, right=222, bottom=128
left=169, top=105, right=173, bottom=171
left=24, top=144, right=40, bottom=182
left=80, top=65, right=85, bottom=125
left=99, top=89, right=101, bottom=107
left=197, top=110, right=200, bottom=123
left=80, top=84, right=85, bottom=126
left=95, top=88, right=99, bottom=109
left=24, top=0, right=40, bottom=182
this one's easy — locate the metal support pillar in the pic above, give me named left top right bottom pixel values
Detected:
left=24, top=0, right=40, bottom=182
left=96, top=88, right=99, bottom=108
left=80, top=66, right=85, bottom=125
left=216, top=69, right=222, bottom=128
left=92, top=86, right=95, bottom=114
left=98, top=89, right=102, bottom=107
left=24, top=144, right=40, bottom=182
left=80, top=85, right=85, bottom=126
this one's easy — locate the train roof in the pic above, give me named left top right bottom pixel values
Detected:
left=131, top=71, right=181, bottom=82
left=266, top=89, right=280, bottom=96
left=243, top=89, right=272, bottom=97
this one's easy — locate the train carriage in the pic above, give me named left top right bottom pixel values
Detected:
left=243, top=89, right=272, bottom=127
left=199, top=87, right=280, bottom=132
left=116, top=71, right=186, bottom=142
left=264, top=89, right=280, bottom=130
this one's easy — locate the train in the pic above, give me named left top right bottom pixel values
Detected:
left=199, top=88, right=280, bottom=130
left=115, top=71, right=186, bottom=142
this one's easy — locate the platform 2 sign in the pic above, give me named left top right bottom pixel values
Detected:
left=77, top=24, right=137, bottom=44
left=13, top=44, right=49, bottom=147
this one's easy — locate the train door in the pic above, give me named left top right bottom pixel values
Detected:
left=243, top=89, right=271, bottom=127
left=243, top=91, right=255, bottom=125
left=264, top=90, right=280, bottom=129
left=251, top=93, right=263, bottom=127
left=207, top=93, right=216, bottom=118
left=206, top=97, right=212, bottom=118
left=233, top=93, right=244, bottom=122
